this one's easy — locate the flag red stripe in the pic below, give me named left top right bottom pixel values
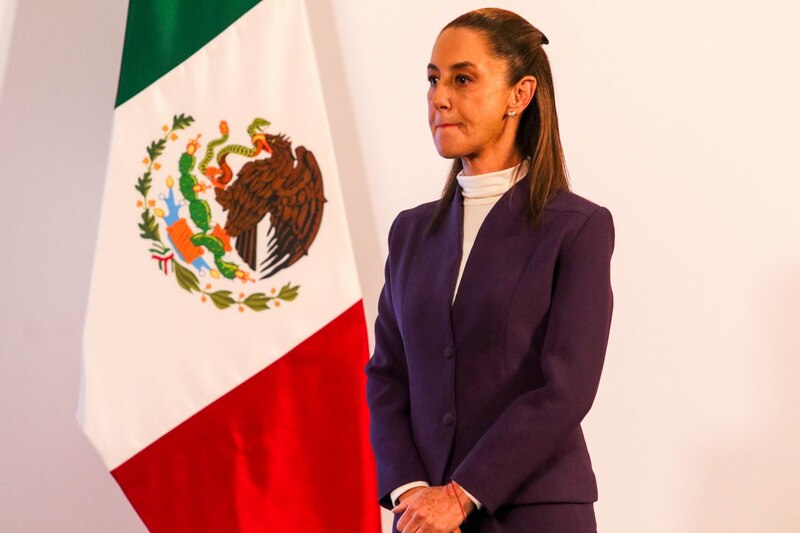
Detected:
left=112, top=301, right=381, bottom=532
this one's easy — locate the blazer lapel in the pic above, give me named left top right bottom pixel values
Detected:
left=404, top=172, right=537, bottom=350
left=451, top=173, right=542, bottom=339
left=403, top=184, right=463, bottom=346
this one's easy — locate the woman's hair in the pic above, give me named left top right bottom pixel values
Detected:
left=426, top=8, right=570, bottom=234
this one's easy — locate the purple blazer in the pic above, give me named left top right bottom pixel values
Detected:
left=364, top=174, right=615, bottom=516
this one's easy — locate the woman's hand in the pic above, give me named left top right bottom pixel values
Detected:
left=392, top=484, right=472, bottom=533
left=396, top=486, right=427, bottom=505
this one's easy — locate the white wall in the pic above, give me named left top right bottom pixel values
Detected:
left=1, top=1, right=798, bottom=531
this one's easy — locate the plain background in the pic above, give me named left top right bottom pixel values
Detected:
left=1, top=1, right=798, bottom=531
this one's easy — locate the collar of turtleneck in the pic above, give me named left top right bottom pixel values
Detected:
left=456, top=158, right=530, bottom=206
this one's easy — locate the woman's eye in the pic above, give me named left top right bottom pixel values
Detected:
left=427, top=75, right=438, bottom=87
left=456, top=75, right=471, bottom=85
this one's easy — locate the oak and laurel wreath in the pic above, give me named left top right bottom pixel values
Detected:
left=134, top=113, right=300, bottom=311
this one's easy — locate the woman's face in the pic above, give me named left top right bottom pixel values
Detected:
left=427, top=27, right=516, bottom=162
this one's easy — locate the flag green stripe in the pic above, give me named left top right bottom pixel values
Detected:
left=115, top=0, right=262, bottom=108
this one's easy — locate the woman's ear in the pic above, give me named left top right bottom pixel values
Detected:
left=508, top=75, right=537, bottom=115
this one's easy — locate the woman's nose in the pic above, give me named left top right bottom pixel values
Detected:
left=430, top=84, right=450, bottom=109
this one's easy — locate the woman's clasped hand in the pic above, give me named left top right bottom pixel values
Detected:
left=392, top=484, right=474, bottom=533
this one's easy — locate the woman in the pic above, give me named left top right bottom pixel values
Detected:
left=365, top=8, right=615, bottom=533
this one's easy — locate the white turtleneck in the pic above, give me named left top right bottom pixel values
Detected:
left=452, top=158, right=530, bottom=304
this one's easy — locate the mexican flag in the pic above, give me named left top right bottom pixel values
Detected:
left=77, top=1, right=380, bottom=531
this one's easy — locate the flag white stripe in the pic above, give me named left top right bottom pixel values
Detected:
left=79, top=0, right=361, bottom=470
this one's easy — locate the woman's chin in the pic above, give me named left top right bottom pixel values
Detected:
left=433, top=143, right=464, bottom=159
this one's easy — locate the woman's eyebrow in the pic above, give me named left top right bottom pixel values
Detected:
left=427, top=61, right=477, bottom=71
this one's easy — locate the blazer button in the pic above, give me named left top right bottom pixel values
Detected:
left=442, top=413, right=455, bottom=426
left=443, top=345, right=455, bottom=359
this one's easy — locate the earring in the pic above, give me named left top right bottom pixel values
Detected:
left=507, top=110, right=516, bottom=117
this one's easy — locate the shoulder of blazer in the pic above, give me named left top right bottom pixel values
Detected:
left=398, top=198, right=439, bottom=222
left=388, top=188, right=612, bottom=246
left=545, top=189, right=615, bottom=253
left=387, top=198, right=439, bottom=242
left=545, top=188, right=609, bottom=220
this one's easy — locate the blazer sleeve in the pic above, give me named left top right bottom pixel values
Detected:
left=364, top=214, right=431, bottom=510
left=450, top=205, right=616, bottom=515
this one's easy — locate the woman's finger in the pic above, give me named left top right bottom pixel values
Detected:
left=391, top=499, right=410, bottom=513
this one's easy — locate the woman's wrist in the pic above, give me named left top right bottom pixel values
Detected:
left=448, top=480, right=475, bottom=520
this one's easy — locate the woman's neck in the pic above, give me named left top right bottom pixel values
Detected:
left=460, top=150, right=523, bottom=176
left=457, top=158, right=529, bottom=205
